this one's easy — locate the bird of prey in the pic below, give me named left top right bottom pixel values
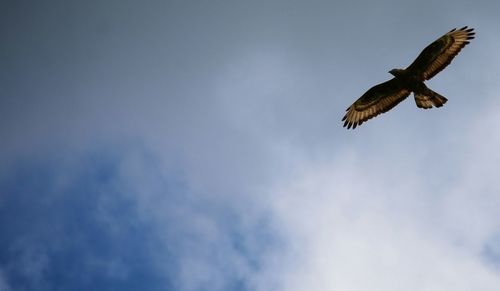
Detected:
left=342, top=26, right=475, bottom=129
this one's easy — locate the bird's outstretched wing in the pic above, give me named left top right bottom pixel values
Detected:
left=342, top=78, right=410, bottom=129
left=406, top=26, right=475, bottom=80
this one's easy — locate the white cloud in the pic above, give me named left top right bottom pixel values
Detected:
left=261, top=94, right=500, bottom=290
left=266, top=155, right=499, bottom=290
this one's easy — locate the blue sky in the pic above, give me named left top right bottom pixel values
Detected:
left=2, top=0, right=500, bottom=290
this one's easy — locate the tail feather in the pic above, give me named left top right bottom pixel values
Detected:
left=414, top=89, right=448, bottom=109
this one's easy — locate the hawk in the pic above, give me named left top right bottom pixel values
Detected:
left=342, top=26, right=475, bottom=129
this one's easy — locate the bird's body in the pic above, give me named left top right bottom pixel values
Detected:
left=389, top=68, right=449, bottom=110
left=342, top=27, right=475, bottom=129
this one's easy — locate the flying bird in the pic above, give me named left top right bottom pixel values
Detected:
left=342, top=26, right=475, bottom=129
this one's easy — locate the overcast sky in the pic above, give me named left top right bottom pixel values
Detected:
left=2, top=0, right=500, bottom=290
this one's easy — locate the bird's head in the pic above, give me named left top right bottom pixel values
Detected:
left=389, top=68, right=404, bottom=77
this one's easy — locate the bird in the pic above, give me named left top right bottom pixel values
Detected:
left=342, top=26, right=475, bottom=129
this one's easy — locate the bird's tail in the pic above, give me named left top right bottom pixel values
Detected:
left=414, top=89, right=448, bottom=109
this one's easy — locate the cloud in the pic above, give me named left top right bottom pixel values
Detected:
left=263, top=90, right=500, bottom=290
left=0, top=145, right=285, bottom=291
left=266, top=152, right=500, bottom=290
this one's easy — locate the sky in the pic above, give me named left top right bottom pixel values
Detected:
left=1, top=0, right=500, bottom=290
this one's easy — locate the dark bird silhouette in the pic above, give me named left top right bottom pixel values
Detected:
left=342, top=26, right=475, bottom=129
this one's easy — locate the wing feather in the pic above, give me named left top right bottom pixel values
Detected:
left=406, top=26, right=475, bottom=80
left=342, top=78, right=410, bottom=129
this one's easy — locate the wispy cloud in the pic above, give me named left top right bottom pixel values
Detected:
left=266, top=94, right=500, bottom=291
left=0, top=145, right=284, bottom=291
